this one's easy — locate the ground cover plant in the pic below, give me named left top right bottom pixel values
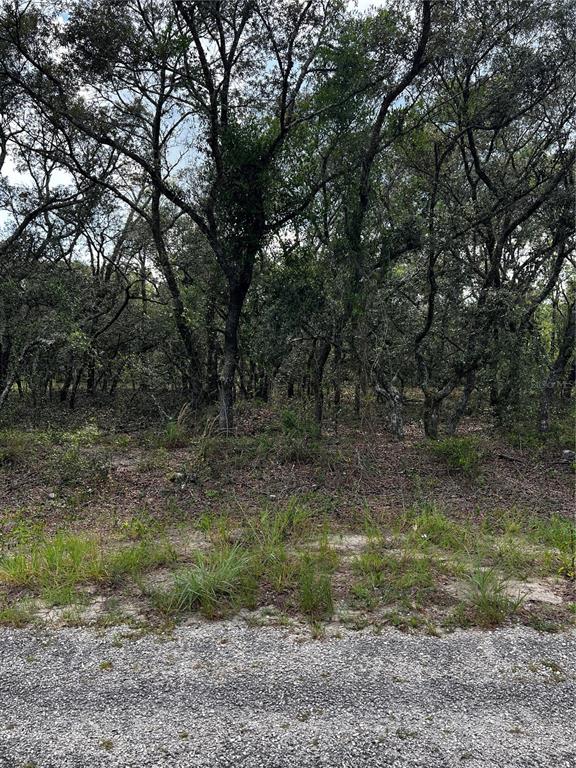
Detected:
left=0, top=403, right=573, bottom=634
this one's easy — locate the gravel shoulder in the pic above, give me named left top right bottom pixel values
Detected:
left=0, top=623, right=574, bottom=768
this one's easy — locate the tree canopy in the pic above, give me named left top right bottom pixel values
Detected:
left=0, top=0, right=574, bottom=436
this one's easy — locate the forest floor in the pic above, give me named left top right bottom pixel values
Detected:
left=0, top=396, right=574, bottom=635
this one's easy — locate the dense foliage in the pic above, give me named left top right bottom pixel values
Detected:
left=0, top=0, right=574, bottom=437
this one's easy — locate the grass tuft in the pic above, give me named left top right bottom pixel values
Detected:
left=297, top=554, right=333, bottom=619
left=167, top=546, right=254, bottom=617
left=408, top=505, right=471, bottom=551
left=462, top=568, right=524, bottom=627
left=156, top=421, right=189, bottom=450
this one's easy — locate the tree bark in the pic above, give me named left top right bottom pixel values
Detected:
left=312, top=339, right=331, bottom=427
left=219, top=283, right=247, bottom=432
left=539, top=301, right=575, bottom=433
left=376, top=375, right=404, bottom=439
left=423, top=393, right=442, bottom=439
left=69, top=368, right=83, bottom=410
left=447, top=369, right=476, bottom=435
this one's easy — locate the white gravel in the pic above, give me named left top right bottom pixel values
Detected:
left=0, top=623, right=574, bottom=767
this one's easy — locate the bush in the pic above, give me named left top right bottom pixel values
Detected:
left=52, top=446, right=109, bottom=487
left=429, top=436, right=483, bottom=474
left=156, top=421, right=189, bottom=449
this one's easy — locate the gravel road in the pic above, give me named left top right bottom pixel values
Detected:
left=0, top=622, right=574, bottom=767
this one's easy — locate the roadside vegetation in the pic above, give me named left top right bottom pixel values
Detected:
left=0, top=403, right=573, bottom=635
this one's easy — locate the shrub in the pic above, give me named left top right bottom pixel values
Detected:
left=429, top=436, right=483, bottom=474
left=53, top=446, right=109, bottom=487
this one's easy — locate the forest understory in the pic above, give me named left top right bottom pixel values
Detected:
left=1, top=393, right=574, bottom=638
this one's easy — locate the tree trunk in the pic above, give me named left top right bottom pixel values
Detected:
left=312, top=339, right=331, bottom=427
left=60, top=367, right=73, bottom=403
left=562, top=360, right=575, bottom=401
left=69, top=368, right=83, bottom=410
left=447, top=369, right=476, bottom=435
left=204, top=293, right=219, bottom=403
left=332, top=332, right=343, bottom=429
left=86, top=356, right=96, bottom=395
left=0, top=334, right=11, bottom=392
left=539, top=301, right=575, bottom=433
left=376, top=375, right=404, bottom=439
left=423, top=393, right=441, bottom=439
left=354, top=382, right=361, bottom=416
left=219, top=284, right=247, bottom=433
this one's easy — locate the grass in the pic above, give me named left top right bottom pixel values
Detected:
left=0, top=412, right=572, bottom=631
left=297, top=554, right=334, bottom=619
left=279, top=408, right=321, bottom=440
left=247, top=501, right=312, bottom=547
left=166, top=546, right=255, bottom=617
left=191, top=413, right=331, bottom=472
left=0, top=429, right=35, bottom=466
left=406, top=505, right=472, bottom=552
left=352, top=550, right=442, bottom=608
left=506, top=412, right=575, bottom=453
left=479, top=510, right=576, bottom=579
left=0, top=601, right=33, bottom=626
left=161, top=513, right=337, bottom=620
left=120, top=512, right=164, bottom=541
left=0, top=533, right=175, bottom=596
left=155, top=420, right=189, bottom=449
left=461, top=568, right=524, bottom=627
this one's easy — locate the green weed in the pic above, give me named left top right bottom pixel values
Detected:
left=297, top=554, right=333, bottom=619
left=167, top=546, right=255, bottom=616
left=0, top=534, right=174, bottom=592
left=462, top=568, right=524, bottom=627
left=429, top=436, right=484, bottom=474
